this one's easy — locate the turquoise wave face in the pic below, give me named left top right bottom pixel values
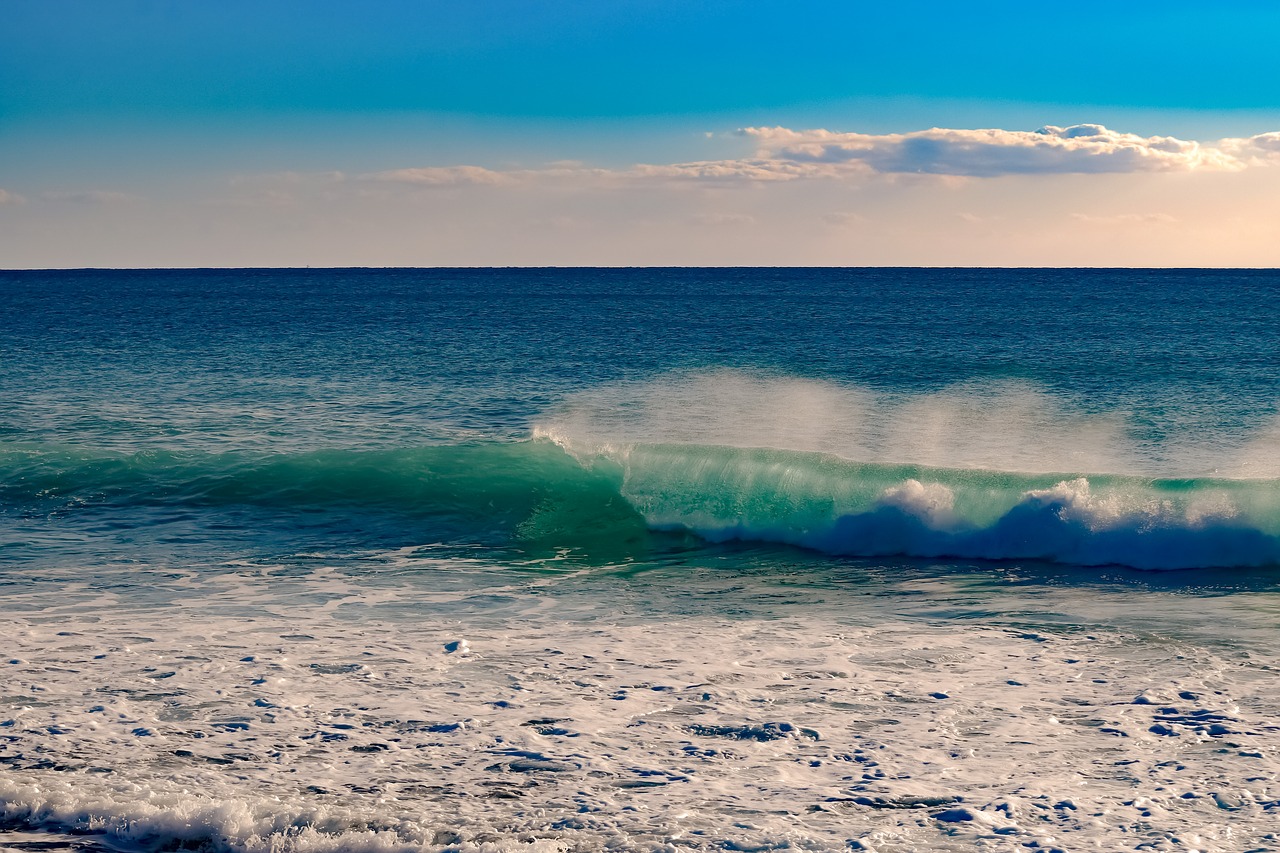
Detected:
left=8, top=439, right=1280, bottom=571
left=608, top=443, right=1280, bottom=570
left=0, top=442, right=650, bottom=561
left=0, top=441, right=597, bottom=509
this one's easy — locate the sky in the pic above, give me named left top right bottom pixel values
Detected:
left=3, top=0, right=1280, bottom=267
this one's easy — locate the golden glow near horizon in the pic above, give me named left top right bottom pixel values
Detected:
left=6, top=3, right=1280, bottom=267
left=3, top=123, right=1279, bottom=268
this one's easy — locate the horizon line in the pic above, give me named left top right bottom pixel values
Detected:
left=4, top=265, right=1279, bottom=273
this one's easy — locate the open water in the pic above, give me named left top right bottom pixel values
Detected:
left=3, top=268, right=1280, bottom=852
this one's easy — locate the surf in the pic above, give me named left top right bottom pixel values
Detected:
left=535, top=371, right=1280, bottom=570
left=8, top=436, right=1280, bottom=570
left=591, top=442, right=1280, bottom=570
left=9, top=367, right=1280, bottom=571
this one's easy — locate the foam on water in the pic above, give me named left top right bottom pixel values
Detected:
left=3, top=588, right=1280, bottom=853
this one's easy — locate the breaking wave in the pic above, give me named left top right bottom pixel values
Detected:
left=533, top=371, right=1280, bottom=570
left=568, top=441, right=1280, bottom=570
left=9, top=370, right=1280, bottom=571
left=7, top=437, right=1280, bottom=570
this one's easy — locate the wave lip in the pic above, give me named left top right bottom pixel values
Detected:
left=812, top=476, right=1280, bottom=570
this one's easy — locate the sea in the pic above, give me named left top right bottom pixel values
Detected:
left=2, top=267, right=1279, bottom=853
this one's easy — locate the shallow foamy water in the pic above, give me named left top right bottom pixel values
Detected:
left=4, top=553, right=1280, bottom=853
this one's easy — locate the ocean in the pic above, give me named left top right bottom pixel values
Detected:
left=2, top=267, right=1279, bottom=852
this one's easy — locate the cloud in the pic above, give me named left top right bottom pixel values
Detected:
left=238, top=123, right=1280, bottom=206
left=1219, top=131, right=1280, bottom=164
left=363, top=165, right=511, bottom=187
left=204, top=189, right=301, bottom=209
left=529, top=215, right=584, bottom=230
left=690, top=212, right=756, bottom=226
left=42, top=190, right=136, bottom=203
left=230, top=170, right=346, bottom=187
left=1070, top=212, right=1179, bottom=225
left=629, top=159, right=836, bottom=183
left=821, top=212, right=868, bottom=227
left=645, top=124, right=1280, bottom=181
left=0, top=189, right=25, bottom=205
left=354, top=158, right=830, bottom=190
left=741, top=124, right=1243, bottom=177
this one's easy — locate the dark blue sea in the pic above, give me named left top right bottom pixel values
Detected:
left=3, top=268, right=1280, bottom=852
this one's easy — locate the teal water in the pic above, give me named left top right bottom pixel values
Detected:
left=5, top=268, right=1280, bottom=577
left=4, top=268, right=1280, bottom=852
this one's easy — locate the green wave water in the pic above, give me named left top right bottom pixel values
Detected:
left=610, top=443, right=1280, bottom=569
left=7, top=439, right=1280, bottom=570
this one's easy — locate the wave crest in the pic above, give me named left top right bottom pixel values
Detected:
left=550, top=438, right=1280, bottom=570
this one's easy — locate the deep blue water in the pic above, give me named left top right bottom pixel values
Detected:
left=5, top=268, right=1279, bottom=446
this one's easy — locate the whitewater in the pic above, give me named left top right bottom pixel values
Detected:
left=3, top=267, right=1280, bottom=852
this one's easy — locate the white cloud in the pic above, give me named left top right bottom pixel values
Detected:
left=742, top=124, right=1243, bottom=177
left=349, top=125, right=1280, bottom=191
left=227, top=124, right=1280, bottom=215
left=1219, top=131, right=1280, bottom=164
left=0, top=189, right=25, bottom=205
left=1250, top=132, right=1280, bottom=153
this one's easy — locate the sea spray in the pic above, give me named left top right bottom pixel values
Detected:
left=535, top=371, right=1280, bottom=569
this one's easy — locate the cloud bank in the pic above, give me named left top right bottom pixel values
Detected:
left=351, top=125, right=1280, bottom=190
left=13, top=121, right=1274, bottom=268
left=1221, top=131, right=1280, bottom=164
left=741, top=124, right=1251, bottom=176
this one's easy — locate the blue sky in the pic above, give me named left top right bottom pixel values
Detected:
left=4, top=1, right=1280, bottom=266
left=9, top=1, right=1280, bottom=119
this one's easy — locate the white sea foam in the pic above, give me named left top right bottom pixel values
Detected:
left=3, top=584, right=1280, bottom=852
left=669, top=474, right=1280, bottom=569
left=879, top=479, right=956, bottom=526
